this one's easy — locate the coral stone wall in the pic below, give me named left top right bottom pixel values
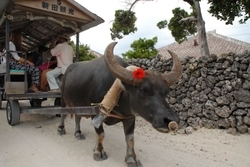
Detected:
left=127, top=51, right=250, bottom=134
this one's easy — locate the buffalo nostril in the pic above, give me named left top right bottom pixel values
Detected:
left=168, top=121, right=178, bottom=131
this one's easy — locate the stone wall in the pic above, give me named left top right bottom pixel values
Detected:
left=126, top=51, right=250, bottom=134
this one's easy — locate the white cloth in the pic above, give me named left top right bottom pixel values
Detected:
left=46, top=67, right=62, bottom=90
left=50, top=42, right=75, bottom=74
left=9, top=41, right=21, bottom=61
left=1, top=41, right=20, bottom=63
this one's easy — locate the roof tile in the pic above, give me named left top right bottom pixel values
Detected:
left=158, top=30, right=250, bottom=59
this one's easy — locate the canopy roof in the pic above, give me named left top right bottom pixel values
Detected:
left=0, top=0, right=104, bottom=51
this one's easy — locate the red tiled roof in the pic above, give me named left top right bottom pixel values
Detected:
left=158, top=30, right=250, bottom=59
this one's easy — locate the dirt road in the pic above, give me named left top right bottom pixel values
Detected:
left=0, top=99, right=249, bottom=167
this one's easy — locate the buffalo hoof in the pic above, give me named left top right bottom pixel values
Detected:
left=75, top=130, right=86, bottom=140
left=57, top=126, right=66, bottom=135
left=125, top=157, right=143, bottom=167
left=93, top=150, right=108, bottom=161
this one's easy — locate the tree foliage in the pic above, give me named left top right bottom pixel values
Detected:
left=111, top=0, right=250, bottom=56
left=208, top=0, right=250, bottom=24
left=78, top=44, right=96, bottom=61
left=122, top=37, right=158, bottom=59
left=167, top=7, right=197, bottom=43
left=157, top=20, right=168, bottom=29
left=68, top=40, right=96, bottom=61
left=110, top=10, right=138, bottom=40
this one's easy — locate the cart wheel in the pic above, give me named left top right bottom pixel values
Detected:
left=6, top=100, right=20, bottom=126
left=30, top=99, right=42, bottom=107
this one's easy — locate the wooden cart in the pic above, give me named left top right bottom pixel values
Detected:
left=0, top=0, right=104, bottom=125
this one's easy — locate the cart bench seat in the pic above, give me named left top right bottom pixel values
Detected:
left=9, top=69, right=25, bottom=75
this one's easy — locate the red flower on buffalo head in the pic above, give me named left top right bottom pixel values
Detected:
left=133, top=68, right=145, bottom=80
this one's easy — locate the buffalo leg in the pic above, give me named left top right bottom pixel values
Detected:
left=123, top=117, right=143, bottom=167
left=57, top=114, right=67, bottom=135
left=93, top=125, right=108, bottom=161
left=74, top=115, right=85, bottom=140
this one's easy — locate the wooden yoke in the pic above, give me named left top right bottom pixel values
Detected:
left=100, top=65, right=139, bottom=113
left=91, top=65, right=139, bottom=128
left=99, top=78, right=122, bottom=112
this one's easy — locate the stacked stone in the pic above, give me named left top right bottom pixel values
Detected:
left=127, top=51, right=250, bottom=134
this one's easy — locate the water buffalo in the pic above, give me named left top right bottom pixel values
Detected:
left=58, top=42, right=182, bottom=167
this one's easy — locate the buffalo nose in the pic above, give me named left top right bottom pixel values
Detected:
left=168, top=121, right=178, bottom=131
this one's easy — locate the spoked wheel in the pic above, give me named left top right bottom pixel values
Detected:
left=6, top=100, right=20, bottom=126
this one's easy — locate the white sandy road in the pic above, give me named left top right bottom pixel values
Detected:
left=0, top=99, right=249, bottom=167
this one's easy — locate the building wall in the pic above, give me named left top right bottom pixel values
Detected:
left=127, top=50, right=250, bottom=134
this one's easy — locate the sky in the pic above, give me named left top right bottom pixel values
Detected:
left=74, top=0, right=250, bottom=56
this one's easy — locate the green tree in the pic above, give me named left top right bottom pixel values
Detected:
left=68, top=40, right=96, bottom=61
left=78, top=44, right=96, bottom=61
left=156, top=20, right=168, bottom=29
left=167, top=7, right=196, bottom=43
left=110, top=10, right=137, bottom=40
left=122, top=37, right=158, bottom=59
left=112, top=0, right=250, bottom=57
left=161, top=0, right=210, bottom=56
left=208, top=0, right=250, bottom=24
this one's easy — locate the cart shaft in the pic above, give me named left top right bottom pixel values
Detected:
left=21, top=106, right=99, bottom=116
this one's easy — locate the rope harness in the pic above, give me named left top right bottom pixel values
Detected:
left=96, top=66, right=140, bottom=120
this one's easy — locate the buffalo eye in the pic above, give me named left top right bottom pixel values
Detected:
left=140, top=86, right=152, bottom=96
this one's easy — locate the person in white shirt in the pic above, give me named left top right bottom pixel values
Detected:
left=8, top=31, right=41, bottom=93
left=46, top=34, right=75, bottom=92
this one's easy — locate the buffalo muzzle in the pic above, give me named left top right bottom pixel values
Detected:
left=168, top=121, right=178, bottom=131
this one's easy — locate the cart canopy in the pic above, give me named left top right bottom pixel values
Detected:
left=0, top=0, right=104, bottom=52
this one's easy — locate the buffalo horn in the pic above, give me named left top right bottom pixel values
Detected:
left=104, top=42, right=138, bottom=86
left=162, top=50, right=182, bottom=86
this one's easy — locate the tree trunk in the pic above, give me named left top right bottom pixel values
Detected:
left=194, top=0, right=210, bottom=56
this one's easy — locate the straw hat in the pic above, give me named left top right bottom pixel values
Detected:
left=59, top=34, right=70, bottom=41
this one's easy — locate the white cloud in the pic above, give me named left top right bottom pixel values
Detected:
left=75, top=0, right=250, bottom=56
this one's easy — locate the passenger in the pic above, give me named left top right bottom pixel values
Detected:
left=39, top=44, right=57, bottom=92
left=33, top=50, right=43, bottom=67
left=38, top=45, right=50, bottom=63
left=46, top=34, right=75, bottom=92
left=27, top=51, right=41, bottom=67
left=8, top=31, right=41, bottom=93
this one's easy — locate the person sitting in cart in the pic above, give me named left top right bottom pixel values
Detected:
left=46, top=34, right=75, bottom=93
left=8, top=31, right=41, bottom=93
left=38, top=45, right=57, bottom=92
